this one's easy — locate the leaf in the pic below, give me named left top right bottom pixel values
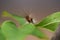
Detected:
left=11, top=15, right=27, bottom=25
left=19, top=23, right=36, bottom=34
left=1, top=20, right=18, bottom=40
left=36, top=12, right=60, bottom=31
left=18, top=23, right=36, bottom=40
left=43, top=23, right=59, bottom=31
left=2, top=11, right=12, bottom=17
left=2, top=11, right=27, bottom=25
left=1, top=20, right=35, bottom=40
left=31, top=28, right=46, bottom=38
left=0, top=28, right=6, bottom=40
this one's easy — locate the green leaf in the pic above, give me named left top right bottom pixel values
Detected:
left=18, top=23, right=36, bottom=40
left=19, top=23, right=36, bottom=34
left=2, top=11, right=27, bottom=25
left=2, top=11, right=12, bottom=17
left=36, top=12, right=60, bottom=31
left=0, top=28, right=6, bottom=40
left=1, top=20, right=18, bottom=40
left=43, top=23, right=59, bottom=31
left=11, top=15, right=27, bottom=25
left=31, top=28, right=46, bottom=38
left=1, top=20, right=35, bottom=40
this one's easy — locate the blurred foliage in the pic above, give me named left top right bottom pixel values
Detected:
left=36, top=12, right=60, bottom=31
left=0, top=11, right=60, bottom=40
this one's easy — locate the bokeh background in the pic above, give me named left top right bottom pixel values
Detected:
left=0, top=0, right=60, bottom=22
left=0, top=0, right=60, bottom=40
